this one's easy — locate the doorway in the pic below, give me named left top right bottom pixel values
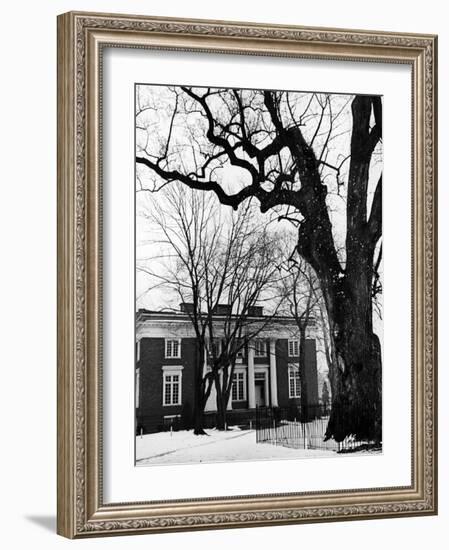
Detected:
left=255, top=379, right=266, bottom=407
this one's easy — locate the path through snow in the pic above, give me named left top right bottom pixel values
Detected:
left=136, top=428, right=335, bottom=465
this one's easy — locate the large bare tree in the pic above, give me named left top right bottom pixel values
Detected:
left=136, top=86, right=383, bottom=442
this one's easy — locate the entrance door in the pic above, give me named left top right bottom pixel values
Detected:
left=255, top=380, right=266, bottom=407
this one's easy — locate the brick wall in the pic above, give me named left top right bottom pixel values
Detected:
left=275, top=338, right=318, bottom=409
left=136, top=335, right=319, bottom=433
left=136, top=337, right=198, bottom=433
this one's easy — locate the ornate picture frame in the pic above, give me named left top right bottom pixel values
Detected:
left=57, top=11, right=437, bottom=538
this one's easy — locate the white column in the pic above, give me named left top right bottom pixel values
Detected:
left=269, top=338, right=278, bottom=407
left=248, top=344, right=256, bottom=409
left=136, top=339, right=141, bottom=362
left=263, top=370, right=270, bottom=406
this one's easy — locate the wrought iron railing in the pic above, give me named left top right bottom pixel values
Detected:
left=255, top=405, right=378, bottom=452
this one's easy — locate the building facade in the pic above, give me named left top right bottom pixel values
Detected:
left=136, top=306, right=319, bottom=434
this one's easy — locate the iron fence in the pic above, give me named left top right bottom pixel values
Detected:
left=255, top=405, right=377, bottom=452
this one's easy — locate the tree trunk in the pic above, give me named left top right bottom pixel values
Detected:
left=296, top=96, right=382, bottom=443
left=325, top=329, right=382, bottom=442
left=215, top=393, right=227, bottom=430
left=214, top=370, right=227, bottom=430
left=324, top=247, right=382, bottom=443
left=193, top=406, right=207, bottom=435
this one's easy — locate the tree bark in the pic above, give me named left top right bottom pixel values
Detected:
left=324, top=260, right=382, bottom=442
left=296, top=96, right=382, bottom=443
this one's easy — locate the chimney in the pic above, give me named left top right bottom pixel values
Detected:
left=248, top=306, right=263, bottom=316
left=179, top=302, right=194, bottom=313
left=212, top=304, right=232, bottom=315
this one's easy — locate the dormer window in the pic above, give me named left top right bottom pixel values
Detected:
left=288, top=339, right=300, bottom=357
left=165, top=338, right=181, bottom=358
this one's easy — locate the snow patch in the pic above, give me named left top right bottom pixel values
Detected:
left=136, top=428, right=336, bottom=466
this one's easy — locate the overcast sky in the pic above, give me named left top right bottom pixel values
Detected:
left=134, top=84, right=383, bottom=343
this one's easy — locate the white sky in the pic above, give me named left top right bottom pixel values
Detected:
left=135, top=84, right=382, bottom=327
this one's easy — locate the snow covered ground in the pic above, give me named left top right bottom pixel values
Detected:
left=136, top=427, right=337, bottom=465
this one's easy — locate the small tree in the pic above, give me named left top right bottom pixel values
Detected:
left=138, top=183, right=283, bottom=432
left=277, top=233, right=322, bottom=420
left=204, top=228, right=284, bottom=428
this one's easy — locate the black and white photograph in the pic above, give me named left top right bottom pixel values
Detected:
left=134, top=84, right=383, bottom=466
left=1, top=0, right=441, bottom=544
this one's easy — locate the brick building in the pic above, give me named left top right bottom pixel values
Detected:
left=136, top=305, right=319, bottom=434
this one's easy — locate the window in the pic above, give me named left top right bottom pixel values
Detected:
left=163, top=372, right=182, bottom=405
left=288, top=339, right=300, bottom=357
left=288, top=364, right=301, bottom=398
left=254, top=339, right=267, bottom=357
left=162, top=366, right=183, bottom=406
left=232, top=371, right=246, bottom=401
left=165, top=338, right=181, bottom=358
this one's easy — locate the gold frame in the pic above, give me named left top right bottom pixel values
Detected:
left=57, top=11, right=438, bottom=538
